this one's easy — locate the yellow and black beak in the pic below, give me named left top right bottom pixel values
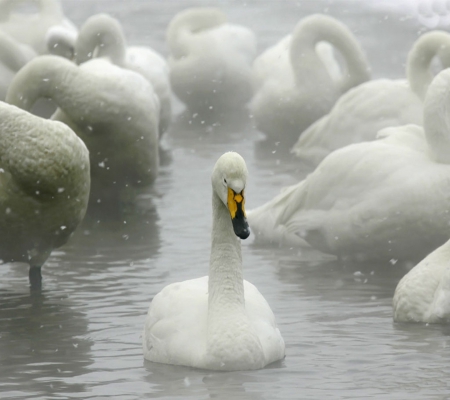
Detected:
left=227, top=188, right=250, bottom=240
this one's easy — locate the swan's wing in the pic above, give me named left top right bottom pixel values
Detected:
left=247, top=181, right=311, bottom=246
left=292, top=79, right=424, bottom=167
left=244, top=280, right=285, bottom=364
left=143, top=277, right=208, bottom=366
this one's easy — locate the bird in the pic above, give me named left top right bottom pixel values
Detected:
left=166, top=7, right=257, bottom=118
left=143, top=152, right=285, bottom=371
left=0, top=30, right=36, bottom=100
left=0, top=0, right=77, bottom=55
left=45, top=24, right=77, bottom=60
left=292, top=30, right=450, bottom=167
left=249, top=14, right=370, bottom=149
left=74, top=13, right=172, bottom=136
left=393, top=239, right=450, bottom=323
left=0, top=101, right=90, bottom=287
left=6, top=55, right=160, bottom=208
left=247, top=67, right=450, bottom=263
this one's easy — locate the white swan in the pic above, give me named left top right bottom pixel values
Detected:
left=74, top=13, right=171, bottom=136
left=167, top=8, right=257, bottom=116
left=393, top=239, right=450, bottom=323
left=292, top=31, right=450, bottom=167
left=0, top=30, right=36, bottom=100
left=0, top=0, right=77, bottom=55
left=45, top=24, right=76, bottom=59
left=249, top=14, right=370, bottom=147
left=6, top=55, right=160, bottom=206
left=0, top=101, right=90, bottom=286
left=143, top=152, right=285, bottom=371
left=248, top=67, right=450, bottom=263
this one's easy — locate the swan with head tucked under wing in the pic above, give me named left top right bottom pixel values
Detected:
left=0, top=30, right=36, bottom=100
left=73, top=13, right=172, bottom=136
left=6, top=55, right=160, bottom=208
left=250, top=14, right=370, bottom=148
left=143, top=152, right=285, bottom=371
left=393, top=239, right=450, bottom=323
left=166, top=7, right=257, bottom=118
left=292, top=30, right=450, bottom=167
left=248, top=67, right=450, bottom=263
left=0, top=0, right=77, bottom=55
left=0, top=101, right=90, bottom=287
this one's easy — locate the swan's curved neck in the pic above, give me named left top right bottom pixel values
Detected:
left=5, top=55, right=77, bottom=112
left=407, top=31, right=450, bottom=101
left=290, top=15, right=370, bottom=91
left=423, top=69, right=450, bottom=163
left=0, top=33, right=31, bottom=71
left=75, top=15, right=127, bottom=66
left=166, top=8, right=226, bottom=58
left=208, top=191, right=245, bottom=311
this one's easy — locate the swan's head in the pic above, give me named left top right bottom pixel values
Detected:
left=46, top=25, right=77, bottom=60
left=212, top=152, right=250, bottom=240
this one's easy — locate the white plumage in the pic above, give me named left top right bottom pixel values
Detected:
left=249, top=14, right=370, bottom=147
left=292, top=31, right=450, bottom=166
left=143, top=152, right=285, bottom=371
left=248, top=67, right=450, bottom=263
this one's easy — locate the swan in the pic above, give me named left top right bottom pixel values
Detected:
left=74, top=13, right=171, bottom=136
left=0, top=101, right=90, bottom=287
left=247, top=67, right=450, bottom=263
left=166, top=8, right=257, bottom=116
left=45, top=24, right=76, bottom=59
left=143, top=152, right=285, bottom=371
left=0, top=30, right=36, bottom=100
left=393, top=239, right=450, bottom=323
left=6, top=55, right=160, bottom=206
left=249, top=14, right=370, bottom=148
left=292, top=31, right=450, bottom=167
left=0, top=0, right=77, bottom=55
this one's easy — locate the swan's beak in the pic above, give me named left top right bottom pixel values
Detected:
left=227, top=188, right=250, bottom=240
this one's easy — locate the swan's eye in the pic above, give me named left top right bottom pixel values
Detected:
left=223, top=178, right=227, bottom=185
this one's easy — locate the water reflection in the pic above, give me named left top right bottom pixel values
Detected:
left=0, top=288, right=93, bottom=398
left=143, top=360, right=284, bottom=399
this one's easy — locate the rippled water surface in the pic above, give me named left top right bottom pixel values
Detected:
left=1, top=1, right=450, bottom=399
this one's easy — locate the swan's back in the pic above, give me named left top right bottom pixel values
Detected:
left=393, top=240, right=450, bottom=323
left=0, top=102, right=90, bottom=266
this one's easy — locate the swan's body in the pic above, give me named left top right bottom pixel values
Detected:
left=75, top=14, right=171, bottom=136
left=6, top=55, right=160, bottom=205
left=250, top=14, right=370, bottom=147
left=0, top=0, right=77, bottom=55
left=0, top=101, right=90, bottom=284
left=143, top=152, right=285, bottom=371
left=293, top=31, right=450, bottom=166
left=393, top=239, right=450, bottom=323
left=0, top=30, right=36, bottom=100
left=248, top=68, right=450, bottom=263
left=167, top=8, right=257, bottom=116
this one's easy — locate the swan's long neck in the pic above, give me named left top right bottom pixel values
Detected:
left=208, top=191, right=245, bottom=315
left=0, top=32, right=31, bottom=71
left=407, top=31, right=450, bottom=101
left=166, top=8, right=226, bottom=59
left=5, top=55, right=78, bottom=112
left=75, top=14, right=126, bottom=66
left=290, top=14, right=370, bottom=92
left=423, top=68, right=450, bottom=163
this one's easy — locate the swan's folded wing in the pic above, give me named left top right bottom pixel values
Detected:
left=244, top=280, right=285, bottom=364
left=143, top=277, right=208, bottom=366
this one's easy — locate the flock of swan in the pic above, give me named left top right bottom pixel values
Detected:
left=1, top=0, right=450, bottom=372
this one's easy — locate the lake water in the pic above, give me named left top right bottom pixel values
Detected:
left=1, top=1, right=450, bottom=399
